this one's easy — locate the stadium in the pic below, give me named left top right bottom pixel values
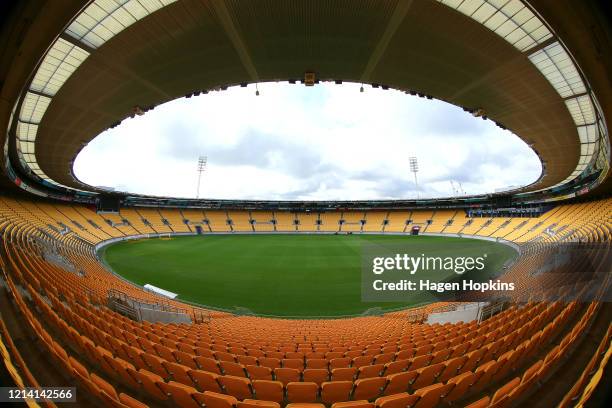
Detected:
left=0, top=0, right=610, bottom=407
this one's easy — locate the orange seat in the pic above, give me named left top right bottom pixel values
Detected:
left=247, top=364, right=273, bottom=380
left=307, top=359, right=329, bottom=369
left=238, top=399, right=281, bottom=408
left=126, top=368, right=168, bottom=401
left=472, top=360, right=500, bottom=393
left=491, top=377, right=520, bottom=407
left=438, top=356, right=467, bottom=383
left=188, top=369, right=223, bottom=393
left=303, top=368, right=329, bottom=385
left=163, top=361, right=197, bottom=387
left=442, top=371, right=475, bottom=404
left=374, top=353, right=395, bottom=365
left=174, top=350, right=198, bottom=369
left=412, top=363, right=444, bottom=390
left=287, top=382, right=319, bottom=403
left=353, top=356, right=374, bottom=368
left=321, top=381, right=353, bottom=404
left=374, top=392, right=420, bottom=408
left=195, top=356, right=221, bottom=374
left=407, top=355, right=431, bottom=372
left=330, top=357, right=352, bottom=369
left=102, top=355, right=140, bottom=389
left=157, top=381, right=200, bottom=408
left=221, top=361, right=247, bottom=377
left=275, top=367, right=301, bottom=385
left=358, top=364, right=384, bottom=379
left=118, top=393, right=149, bottom=408
left=383, top=371, right=417, bottom=395
left=260, top=357, right=282, bottom=369
left=219, top=375, right=253, bottom=400
left=465, top=396, right=490, bottom=408
left=352, top=377, right=386, bottom=401
left=283, top=358, right=305, bottom=371
left=331, top=367, right=357, bottom=381
left=216, top=351, right=237, bottom=362
left=238, top=355, right=259, bottom=366
left=200, top=391, right=238, bottom=408
left=413, top=383, right=453, bottom=408
left=285, top=404, right=325, bottom=408
left=252, top=380, right=284, bottom=403
left=384, top=359, right=410, bottom=375
left=332, top=401, right=375, bottom=408
left=91, top=372, right=119, bottom=400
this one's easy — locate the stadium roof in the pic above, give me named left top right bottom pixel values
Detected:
left=1, top=0, right=610, bottom=201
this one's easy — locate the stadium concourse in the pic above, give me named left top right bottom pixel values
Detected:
left=0, top=1, right=611, bottom=408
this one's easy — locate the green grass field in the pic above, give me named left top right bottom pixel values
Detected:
left=100, top=234, right=516, bottom=317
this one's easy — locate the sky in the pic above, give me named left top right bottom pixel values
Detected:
left=73, top=82, right=541, bottom=201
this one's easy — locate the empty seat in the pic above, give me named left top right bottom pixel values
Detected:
left=174, top=350, right=198, bottom=369
left=412, top=363, right=445, bottom=390
left=247, top=364, right=273, bottom=380
left=163, top=361, right=197, bottom=387
left=188, top=369, right=223, bottom=393
left=331, top=367, right=357, bottom=381
left=332, top=401, right=375, bottom=408
left=287, top=382, right=319, bottom=403
left=353, top=356, right=374, bottom=368
left=118, top=393, right=149, bottom=408
left=413, top=383, right=453, bottom=408
left=330, top=358, right=352, bottom=369
left=321, top=381, right=353, bottom=404
left=285, top=404, right=325, bottom=408
left=303, top=368, right=329, bottom=385
left=126, top=368, right=168, bottom=401
left=252, top=380, right=284, bottom=403
left=307, top=359, right=328, bottom=369
left=91, top=372, right=119, bottom=401
left=195, top=356, right=221, bottom=374
left=275, top=368, right=301, bottom=385
left=238, top=399, right=281, bottom=408
left=200, top=391, right=238, bottom=408
left=438, top=356, right=467, bottom=383
left=283, top=358, right=305, bottom=371
left=358, top=364, right=384, bottom=379
left=260, top=357, right=282, bottom=369
left=374, top=393, right=420, bottom=408
left=384, top=359, right=410, bottom=375
left=352, top=377, right=386, bottom=401
left=221, top=361, right=248, bottom=377
left=490, top=377, right=520, bottom=407
left=383, top=371, right=417, bottom=396
left=157, top=381, right=200, bottom=408
left=465, top=396, right=490, bottom=408
left=407, top=355, right=431, bottom=372
left=219, top=375, right=253, bottom=400
left=442, top=372, right=475, bottom=404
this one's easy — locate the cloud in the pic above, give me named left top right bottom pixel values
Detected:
left=73, top=82, right=541, bottom=200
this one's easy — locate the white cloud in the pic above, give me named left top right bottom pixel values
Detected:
left=73, top=82, right=541, bottom=200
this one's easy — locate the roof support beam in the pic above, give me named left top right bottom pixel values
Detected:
left=210, top=0, right=259, bottom=83
left=59, top=33, right=96, bottom=54
left=523, top=36, right=556, bottom=55
left=360, top=0, right=414, bottom=84
left=26, top=88, right=53, bottom=99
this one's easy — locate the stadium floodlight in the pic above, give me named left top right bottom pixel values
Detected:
left=409, top=156, right=419, bottom=198
left=196, top=156, right=207, bottom=199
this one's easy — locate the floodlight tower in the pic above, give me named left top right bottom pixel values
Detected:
left=409, top=156, right=419, bottom=198
left=196, top=156, right=207, bottom=199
